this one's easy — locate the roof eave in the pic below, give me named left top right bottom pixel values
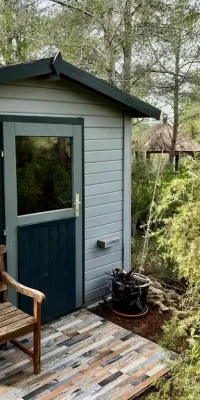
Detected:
left=0, top=53, right=161, bottom=120
left=55, top=57, right=161, bottom=120
left=0, top=57, right=53, bottom=84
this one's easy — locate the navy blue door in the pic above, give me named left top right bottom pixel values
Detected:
left=18, top=218, right=76, bottom=321
left=3, top=120, right=83, bottom=321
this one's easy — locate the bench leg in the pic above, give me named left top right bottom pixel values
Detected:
left=33, top=300, right=41, bottom=374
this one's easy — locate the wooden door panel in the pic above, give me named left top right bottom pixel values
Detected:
left=18, top=218, right=76, bottom=321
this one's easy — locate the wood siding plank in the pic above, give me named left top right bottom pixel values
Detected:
left=85, top=127, right=123, bottom=140
left=85, top=139, right=123, bottom=151
left=85, top=150, right=122, bottom=163
left=0, top=99, right=121, bottom=117
left=86, top=260, right=123, bottom=281
left=0, top=84, right=118, bottom=106
left=85, top=212, right=122, bottom=229
left=85, top=202, right=123, bottom=219
left=85, top=275, right=118, bottom=292
left=85, top=192, right=123, bottom=208
left=85, top=251, right=122, bottom=271
left=85, top=221, right=123, bottom=240
left=85, top=243, right=122, bottom=261
left=84, top=116, right=123, bottom=128
left=85, top=160, right=123, bottom=174
left=85, top=181, right=123, bottom=197
left=85, top=286, right=108, bottom=302
left=85, top=171, right=123, bottom=185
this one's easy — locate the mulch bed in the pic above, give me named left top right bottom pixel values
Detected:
left=91, top=303, right=172, bottom=343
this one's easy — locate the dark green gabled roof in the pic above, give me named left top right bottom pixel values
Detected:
left=0, top=52, right=161, bottom=120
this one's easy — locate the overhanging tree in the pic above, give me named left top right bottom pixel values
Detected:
left=141, top=0, right=200, bottom=164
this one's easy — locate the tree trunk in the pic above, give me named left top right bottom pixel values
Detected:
left=104, top=1, right=116, bottom=84
left=57, top=138, right=68, bottom=170
left=122, top=0, right=133, bottom=93
left=169, top=50, right=180, bottom=165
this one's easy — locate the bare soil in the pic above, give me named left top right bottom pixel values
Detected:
left=91, top=303, right=172, bottom=343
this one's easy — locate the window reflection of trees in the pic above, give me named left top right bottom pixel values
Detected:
left=16, top=136, right=72, bottom=216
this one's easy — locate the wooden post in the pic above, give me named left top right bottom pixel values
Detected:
left=175, top=153, right=179, bottom=171
left=33, top=299, right=41, bottom=374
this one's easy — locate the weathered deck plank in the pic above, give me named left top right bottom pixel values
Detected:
left=0, top=309, right=171, bottom=399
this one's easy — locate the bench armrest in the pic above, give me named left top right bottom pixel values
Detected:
left=2, top=271, right=46, bottom=303
left=0, top=245, right=6, bottom=255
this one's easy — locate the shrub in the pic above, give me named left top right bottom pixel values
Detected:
left=149, top=161, right=200, bottom=400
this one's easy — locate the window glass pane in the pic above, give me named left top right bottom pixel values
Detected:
left=16, top=136, right=72, bottom=216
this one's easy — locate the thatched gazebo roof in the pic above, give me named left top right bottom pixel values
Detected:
left=144, top=124, right=200, bottom=154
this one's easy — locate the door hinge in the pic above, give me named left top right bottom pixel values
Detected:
left=3, top=230, right=6, bottom=236
left=1, top=151, right=4, bottom=158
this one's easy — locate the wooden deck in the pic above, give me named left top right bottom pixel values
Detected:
left=0, top=309, right=171, bottom=400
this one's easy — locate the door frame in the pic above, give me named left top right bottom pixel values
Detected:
left=0, top=115, right=85, bottom=309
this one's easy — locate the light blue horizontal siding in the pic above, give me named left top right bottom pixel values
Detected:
left=86, top=259, right=123, bottom=281
left=86, top=275, right=117, bottom=292
left=85, top=124, right=124, bottom=303
left=84, top=117, right=123, bottom=128
left=85, top=139, right=123, bottom=151
left=85, top=181, right=122, bottom=196
left=85, top=171, right=123, bottom=185
left=85, top=150, right=123, bottom=163
left=85, top=211, right=122, bottom=229
left=85, top=243, right=122, bottom=261
left=85, top=192, right=123, bottom=208
left=85, top=202, right=122, bottom=218
left=85, top=251, right=122, bottom=271
left=85, top=221, right=123, bottom=240
left=85, top=286, right=109, bottom=303
left=85, top=127, right=123, bottom=140
left=85, top=160, right=123, bottom=174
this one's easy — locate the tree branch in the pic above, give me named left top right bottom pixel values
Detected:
left=50, top=0, right=94, bottom=18
left=132, top=118, right=145, bottom=126
left=50, top=0, right=108, bottom=36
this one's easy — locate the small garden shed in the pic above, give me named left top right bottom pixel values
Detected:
left=0, top=52, right=160, bottom=321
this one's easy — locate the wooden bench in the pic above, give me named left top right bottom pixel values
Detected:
left=0, top=245, right=45, bottom=374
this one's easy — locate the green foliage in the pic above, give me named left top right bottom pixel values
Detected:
left=131, top=155, right=156, bottom=227
left=154, top=161, right=200, bottom=282
left=148, top=353, right=200, bottom=400
left=16, top=137, right=71, bottom=215
left=131, top=153, right=174, bottom=229
left=149, top=160, right=200, bottom=399
left=0, top=0, right=43, bottom=64
left=131, top=235, right=174, bottom=279
left=131, top=153, right=176, bottom=278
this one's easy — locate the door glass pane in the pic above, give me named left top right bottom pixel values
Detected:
left=16, top=136, right=72, bottom=216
